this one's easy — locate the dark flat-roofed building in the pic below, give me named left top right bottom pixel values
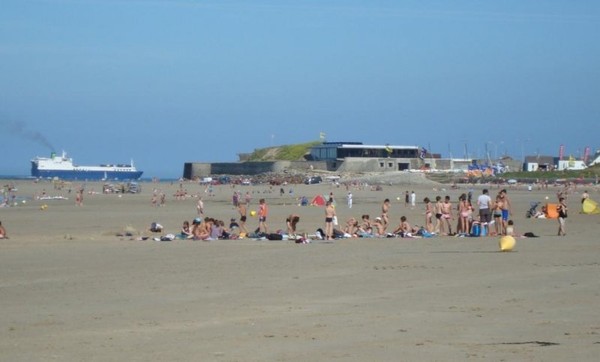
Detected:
left=309, top=142, right=420, bottom=161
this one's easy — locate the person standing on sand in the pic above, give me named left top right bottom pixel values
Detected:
left=325, top=200, right=336, bottom=240
left=232, top=191, right=239, bottom=207
left=423, top=197, right=433, bottom=233
left=498, top=189, right=513, bottom=235
left=477, top=189, right=492, bottom=236
left=237, top=201, right=248, bottom=235
left=76, top=187, right=83, bottom=206
left=381, top=198, right=391, bottom=227
left=458, top=194, right=471, bottom=235
left=347, top=192, right=353, bottom=209
left=197, top=197, right=204, bottom=215
left=257, top=198, right=268, bottom=234
left=581, top=190, right=589, bottom=204
left=410, top=191, right=416, bottom=208
left=492, top=195, right=504, bottom=236
left=557, top=197, right=568, bottom=236
left=434, top=196, right=443, bottom=234
left=404, top=191, right=409, bottom=207
left=441, top=195, right=454, bottom=235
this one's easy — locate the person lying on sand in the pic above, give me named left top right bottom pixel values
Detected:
left=0, top=221, right=8, bottom=239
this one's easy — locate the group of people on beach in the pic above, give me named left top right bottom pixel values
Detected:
left=177, top=197, right=271, bottom=241
left=417, top=188, right=516, bottom=237
left=177, top=217, right=234, bottom=241
left=326, top=188, right=518, bottom=240
left=137, top=178, right=581, bottom=242
left=321, top=195, right=423, bottom=240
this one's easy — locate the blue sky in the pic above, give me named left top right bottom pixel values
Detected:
left=1, top=0, right=599, bottom=177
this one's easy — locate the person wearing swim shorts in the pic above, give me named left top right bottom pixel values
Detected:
left=477, top=189, right=492, bottom=236
left=325, top=201, right=336, bottom=240
left=257, top=198, right=268, bottom=234
left=237, top=201, right=248, bottom=235
left=423, top=197, right=433, bottom=233
left=434, top=196, right=443, bottom=234
left=441, top=195, right=453, bottom=235
left=498, top=189, right=512, bottom=235
left=381, top=198, right=390, bottom=227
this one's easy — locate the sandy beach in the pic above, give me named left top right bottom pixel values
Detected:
left=1, top=178, right=599, bottom=361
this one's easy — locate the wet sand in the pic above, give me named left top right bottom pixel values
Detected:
left=1, top=179, right=599, bottom=361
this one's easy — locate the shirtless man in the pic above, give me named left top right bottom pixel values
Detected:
left=441, top=195, right=454, bottom=235
left=498, top=189, right=512, bottom=235
left=381, top=198, right=391, bottom=227
left=325, top=201, right=336, bottom=240
left=237, top=201, right=248, bottom=234
left=434, top=196, right=444, bottom=234
left=257, top=198, right=268, bottom=234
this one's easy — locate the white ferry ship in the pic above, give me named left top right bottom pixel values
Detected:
left=31, top=151, right=143, bottom=180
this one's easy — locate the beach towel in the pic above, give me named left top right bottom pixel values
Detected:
left=545, top=203, right=559, bottom=219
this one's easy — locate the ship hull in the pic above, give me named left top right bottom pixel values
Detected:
left=31, top=168, right=143, bottom=181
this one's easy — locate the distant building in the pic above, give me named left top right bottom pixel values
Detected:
left=524, top=155, right=555, bottom=172
left=557, top=159, right=587, bottom=171
left=309, top=142, right=424, bottom=171
left=309, top=142, right=420, bottom=161
left=523, top=155, right=588, bottom=171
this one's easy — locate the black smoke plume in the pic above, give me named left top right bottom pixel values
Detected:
left=1, top=120, right=55, bottom=151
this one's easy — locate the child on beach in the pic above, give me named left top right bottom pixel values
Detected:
left=179, top=220, right=193, bottom=239
left=392, top=216, right=418, bottom=238
left=506, top=220, right=516, bottom=237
